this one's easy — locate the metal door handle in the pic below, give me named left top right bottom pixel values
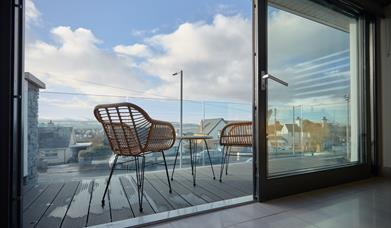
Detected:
left=262, top=74, right=288, bottom=87
left=260, top=71, right=288, bottom=90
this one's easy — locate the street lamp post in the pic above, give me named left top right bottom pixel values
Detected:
left=173, top=70, right=183, bottom=168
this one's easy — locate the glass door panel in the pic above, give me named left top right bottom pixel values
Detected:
left=266, top=0, right=364, bottom=177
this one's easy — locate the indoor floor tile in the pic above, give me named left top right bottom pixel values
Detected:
left=150, top=177, right=391, bottom=228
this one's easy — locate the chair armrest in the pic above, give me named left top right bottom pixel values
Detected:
left=145, top=119, right=176, bottom=150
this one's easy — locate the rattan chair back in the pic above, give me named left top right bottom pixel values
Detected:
left=220, top=121, right=252, bottom=147
left=94, top=102, right=153, bottom=156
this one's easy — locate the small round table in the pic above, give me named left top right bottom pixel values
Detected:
left=171, top=135, right=216, bottom=186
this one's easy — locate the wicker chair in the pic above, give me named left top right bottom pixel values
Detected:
left=219, top=121, right=252, bottom=182
left=94, top=102, right=175, bottom=212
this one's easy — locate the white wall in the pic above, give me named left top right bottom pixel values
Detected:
left=381, top=5, right=391, bottom=169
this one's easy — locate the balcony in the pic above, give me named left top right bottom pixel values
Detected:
left=23, top=87, right=354, bottom=228
left=23, top=163, right=252, bottom=228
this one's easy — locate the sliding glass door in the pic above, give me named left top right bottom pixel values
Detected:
left=255, top=0, right=373, bottom=200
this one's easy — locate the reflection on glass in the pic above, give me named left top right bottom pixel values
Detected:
left=267, top=0, right=361, bottom=176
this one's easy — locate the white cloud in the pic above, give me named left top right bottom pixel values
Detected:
left=26, top=0, right=41, bottom=26
left=128, top=10, right=348, bottom=106
left=266, top=10, right=350, bottom=106
left=267, top=10, right=348, bottom=70
left=26, top=7, right=351, bottom=120
left=112, top=11, right=349, bottom=105
left=26, top=26, right=147, bottom=99
left=114, top=44, right=151, bottom=57
left=140, top=14, right=253, bottom=102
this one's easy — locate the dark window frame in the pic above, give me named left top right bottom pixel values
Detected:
left=254, top=0, right=380, bottom=201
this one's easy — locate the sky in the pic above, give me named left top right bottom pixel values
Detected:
left=25, top=0, right=353, bottom=125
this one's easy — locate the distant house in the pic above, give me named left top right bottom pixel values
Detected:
left=277, top=117, right=333, bottom=152
left=198, top=118, right=227, bottom=138
left=267, top=121, right=283, bottom=135
left=197, top=118, right=253, bottom=153
left=38, top=124, right=76, bottom=165
left=268, top=135, right=288, bottom=148
left=195, top=118, right=227, bottom=149
left=268, top=121, right=288, bottom=152
left=279, top=121, right=313, bottom=151
left=280, top=123, right=303, bottom=147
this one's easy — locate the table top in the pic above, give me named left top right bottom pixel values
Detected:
left=177, top=135, right=213, bottom=140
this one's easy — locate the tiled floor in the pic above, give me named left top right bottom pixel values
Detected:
left=151, top=177, right=391, bottom=228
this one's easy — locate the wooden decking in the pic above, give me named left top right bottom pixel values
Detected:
left=23, top=163, right=252, bottom=228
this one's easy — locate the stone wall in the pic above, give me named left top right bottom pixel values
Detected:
left=25, top=85, right=40, bottom=184
left=24, top=72, right=45, bottom=185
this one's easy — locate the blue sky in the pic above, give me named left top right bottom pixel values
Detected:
left=25, top=0, right=352, bottom=125
left=30, top=0, right=252, bottom=48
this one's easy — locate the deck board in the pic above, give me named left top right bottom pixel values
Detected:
left=87, top=178, right=111, bottom=226
left=23, top=182, right=64, bottom=228
left=168, top=173, right=224, bottom=203
left=109, top=177, right=133, bottom=222
left=35, top=181, right=79, bottom=228
left=197, top=166, right=253, bottom=195
left=132, top=175, right=174, bottom=213
left=119, top=176, right=155, bottom=217
left=152, top=173, right=208, bottom=206
left=175, top=171, right=238, bottom=199
left=61, top=180, right=94, bottom=228
left=24, top=163, right=252, bottom=228
left=23, top=183, right=49, bottom=211
left=145, top=174, right=192, bottom=209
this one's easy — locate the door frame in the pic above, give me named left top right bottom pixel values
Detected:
left=254, top=0, right=377, bottom=201
left=1, top=0, right=24, bottom=227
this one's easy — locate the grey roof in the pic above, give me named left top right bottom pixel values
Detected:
left=39, top=126, right=74, bottom=149
left=199, top=118, right=226, bottom=135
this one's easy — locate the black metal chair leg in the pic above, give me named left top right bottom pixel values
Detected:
left=171, top=139, right=182, bottom=180
left=219, top=146, right=224, bottom=182
left=189, top=140, right=194, bottom=176
left=140, top=156, right=145, bottom=211
left=134, top=156, right=140, bottom=211
left=226, top=147, right=231, bottom=175
left=204, top=139, right=215, bottom=179
left=134, top=156, right=146, bottom=212
left=102, top=154, right=118, bottom=207
left=219, top=146, right=228, bottom=182
left=162, top=151, right=172, bottom=193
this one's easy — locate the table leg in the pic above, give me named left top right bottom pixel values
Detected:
left=171, top=138, right=182, bottom=180
left=193, top=140, right=197, bottom=186
left=189, top=140, right=193, bottom=176
left=204, top=139, right=215, bottom=179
